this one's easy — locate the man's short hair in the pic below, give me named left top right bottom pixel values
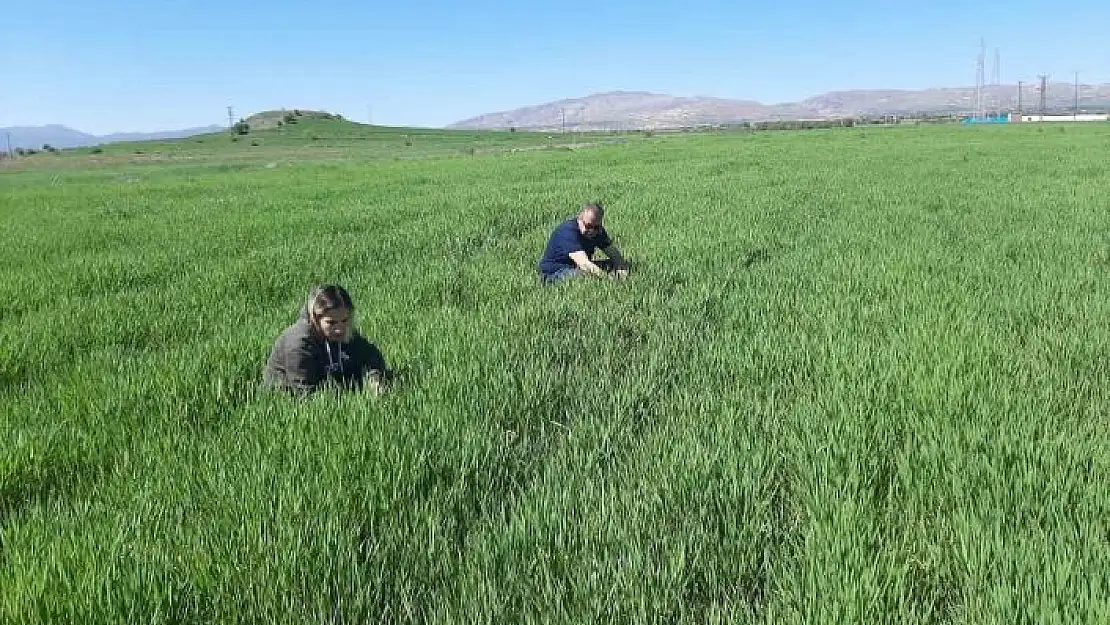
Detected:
left=579, top=202, right=604, bottom=218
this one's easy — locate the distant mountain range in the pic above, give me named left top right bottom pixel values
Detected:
left=449, top=83, right=1110, bottom=130
left=9, top=81, right=1110, bottom=148
left=0, top=124, right=224, bottom=150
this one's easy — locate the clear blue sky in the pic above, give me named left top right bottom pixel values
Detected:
left=3, top=0, right=1108, bottom=134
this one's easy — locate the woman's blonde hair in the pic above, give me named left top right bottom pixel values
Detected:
left=305, top=284, right=356, bottom=343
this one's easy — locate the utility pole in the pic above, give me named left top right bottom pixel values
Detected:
left=4, top=132, right=11, bottom=160
left=1074, top=71, right=1079, bottom=118
left=1017, top=81, right=1023, bottom=118
left=990, top=46, right=1001, bottom=116
left=974, top=38, right=986, bottom=119
left=561, top=108, right=566, bottom=133
left=227, top=106, right=235, bottom=129
left=1038, top=75, right=1048, bottom=119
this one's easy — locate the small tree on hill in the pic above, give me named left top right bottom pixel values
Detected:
left=233, top=119, right=250, bottom=135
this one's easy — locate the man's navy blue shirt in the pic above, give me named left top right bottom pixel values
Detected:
left=537, top=218, right=612, bottom=277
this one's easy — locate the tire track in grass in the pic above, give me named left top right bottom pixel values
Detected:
left=444, top=373, right=799, bottom=622
left=646, top=395, right=795, bottom=624
left=524, top=269, right=811, bottom=624
left=339, top=317, right=602, bottom=621
left=546, top=390, right=793, bottom=624
left=418, top=280, right=802, bottom=623
left=332, top=280, right=685, bottom=622
left=639, top=289, right=809, bottom=624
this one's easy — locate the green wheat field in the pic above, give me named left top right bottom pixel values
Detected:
left=2, top=120, right=1109, bottom=624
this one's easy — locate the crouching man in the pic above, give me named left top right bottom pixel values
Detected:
left=537, top=202, right=629, bottom=285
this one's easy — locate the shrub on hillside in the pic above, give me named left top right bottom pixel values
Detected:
left=233, top=120, right=250, bottom=135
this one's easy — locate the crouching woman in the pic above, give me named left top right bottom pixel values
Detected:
left=263, top=284, right=389, bottom=395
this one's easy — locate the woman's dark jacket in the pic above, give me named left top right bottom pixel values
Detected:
left=263, top=307, right=386, bottom=394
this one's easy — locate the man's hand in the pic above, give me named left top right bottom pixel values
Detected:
left=569, top=251, right=607, bottom=277
left=602, top=245, right=629, bottom=276
left=365, top=371, right=389, bottom=394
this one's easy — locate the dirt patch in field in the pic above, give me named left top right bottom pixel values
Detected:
left=506, top=141, right=605, bottom=154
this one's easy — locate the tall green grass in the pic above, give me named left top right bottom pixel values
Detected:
left=2, top=124, right=1109, bottom=623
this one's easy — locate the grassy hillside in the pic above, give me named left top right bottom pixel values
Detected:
left=2, top=113, right=635, bottom=173
left=2, top=123, right=1109, bottom=624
